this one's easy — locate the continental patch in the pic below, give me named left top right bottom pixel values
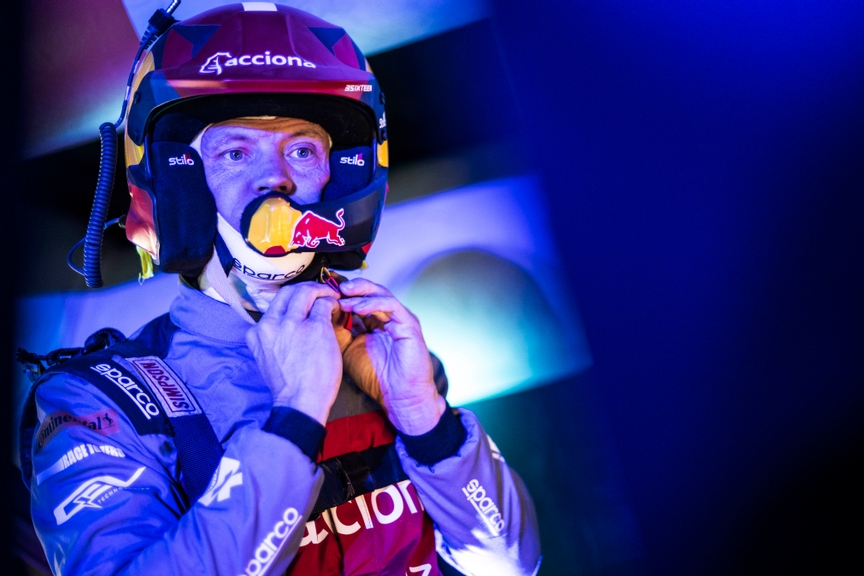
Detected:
left=128, top=356, right=202, bottom=416
left=35, top=410, right=119, bottom=453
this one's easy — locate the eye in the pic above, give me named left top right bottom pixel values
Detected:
left=225, top=150, right=244, bottom=161
left=289, top=146, right=314, bottom=160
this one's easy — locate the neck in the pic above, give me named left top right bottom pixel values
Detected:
left=199, top=266, right=285, bottom=313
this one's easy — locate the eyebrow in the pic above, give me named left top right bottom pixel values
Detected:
left=289, top=128, right=326, bottom=139
left=203, top=132, right=254, bottom=148
left=204, top=128, right=328, bottom=148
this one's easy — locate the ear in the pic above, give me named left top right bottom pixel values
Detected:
left=322, top=146, right=373, bottom=201
left=148, top=143, right=217, bottom=275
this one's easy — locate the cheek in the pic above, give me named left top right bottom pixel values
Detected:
left=293, top=162, right=331, bottom=204
left=205, top=166, right=248, bottom=228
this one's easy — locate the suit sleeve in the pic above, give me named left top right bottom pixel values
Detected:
left=395, top=408, right=542, bottom=576
left=29, top=372, right=322, bottom=576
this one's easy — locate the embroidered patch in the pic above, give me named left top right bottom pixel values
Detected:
left=54, top=466, right=146, bottom=525
left=35, top=410, right=120, bottom=453
left=90, top=363, right=160, bottom=421
left=128, top=356, right=202, bottom=416
left=36, top=442, right=126, bottom=486
left=199, top=457, right=244, bottom=506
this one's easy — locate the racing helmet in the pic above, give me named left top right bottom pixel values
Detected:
left=123, top=2, right=388, bottom=277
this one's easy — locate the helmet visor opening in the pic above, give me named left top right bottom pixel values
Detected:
left=150, top=93, right=376, bottom=150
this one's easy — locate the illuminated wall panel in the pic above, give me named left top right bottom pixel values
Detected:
left=25, top=0, right=491, bottom=157
left=124, top=0, right=491, bottom=54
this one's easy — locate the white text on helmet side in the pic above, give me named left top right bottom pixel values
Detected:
left=168, top=154, right=195, bottom=166
left=200, top=52, right=316, bottom=76
left=339, top=154, right=365, bottom=166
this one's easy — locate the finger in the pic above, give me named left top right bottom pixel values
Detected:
left=308, top=296, right=340, bottom=322
left=338, top=278, right=393, bottom=298
left=367, top=311, right=392, bottom=324
left=350, top=313, right=369, bottom=336
left=340, top=296, right=413, bottom=325
left=330, top=307, right=352, bottom=330
left=333, top=315, right=354, bottom=352
left=361, top=313, right=387, bottom=333
left=270, top=282, right=340, bottom=319
left=265, top=281, right=311, bottom=316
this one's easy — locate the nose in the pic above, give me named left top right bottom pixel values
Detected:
left=252, top=147, right=296, bottom=194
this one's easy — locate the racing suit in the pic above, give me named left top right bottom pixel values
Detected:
left=25, top=280, right=541, bottom=575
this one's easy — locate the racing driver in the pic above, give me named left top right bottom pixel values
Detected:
left=20, top=4, right=541, bottom=575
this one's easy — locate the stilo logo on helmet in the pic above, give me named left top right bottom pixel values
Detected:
left=168, top=154, right=195, bottom=166
left=339, top=153, right=365, bottom=166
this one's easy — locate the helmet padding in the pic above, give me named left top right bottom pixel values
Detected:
left=145, top=142, right=216, bottom=275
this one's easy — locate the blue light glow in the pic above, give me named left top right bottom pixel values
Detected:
left=123, top=0, right=491, bottom=54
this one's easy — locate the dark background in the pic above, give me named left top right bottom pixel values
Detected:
left=487, top=1, right=864, bottom=574
left=2, top=0, right=25, bottom=571
left=7, top=1, right=864, bottom=574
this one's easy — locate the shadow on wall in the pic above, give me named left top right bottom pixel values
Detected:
left=404, top=249, right=583, bottom=405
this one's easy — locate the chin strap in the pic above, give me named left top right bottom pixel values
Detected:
left=204, top=250, right=257, bottom=325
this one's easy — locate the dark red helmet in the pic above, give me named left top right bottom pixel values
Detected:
left=123, top=3, right=388, bottom=276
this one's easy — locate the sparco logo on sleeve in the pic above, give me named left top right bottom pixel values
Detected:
left=54, top=466, right=146, bottom=525
left=462, top=479, right=505, bottom=535
left=128, top=356, right=202, bottom=416
left=91, top=364, right=160, bottom=419
left=241, top=507, right=302, bottom=576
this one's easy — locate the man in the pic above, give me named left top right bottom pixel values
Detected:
left=21, top=4, right=540, bottom=575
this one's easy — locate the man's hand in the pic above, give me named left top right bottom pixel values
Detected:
left=339, top=279, right=446, bottom=436
left=246, top=282, right=343, bottom=425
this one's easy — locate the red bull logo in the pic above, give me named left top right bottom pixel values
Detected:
left=292, top=209, right=346, bottom=249
left=245, top=198, right=348, bottom=255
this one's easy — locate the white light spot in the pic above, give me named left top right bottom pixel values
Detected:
left=242, top=2, right=277, bottom=11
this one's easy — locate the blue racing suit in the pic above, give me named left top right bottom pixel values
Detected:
left=24, top=280, right=541, bottom=575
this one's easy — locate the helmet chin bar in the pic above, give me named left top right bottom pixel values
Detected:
left=241, top=170, right=387, bottom=258
left=217, top=213, right=316, bottom=283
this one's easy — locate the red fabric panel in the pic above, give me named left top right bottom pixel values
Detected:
left=318, top=410, right=396, bottom=461
left=290, top=410, right=440, bottom=575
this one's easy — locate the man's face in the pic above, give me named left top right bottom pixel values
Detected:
left=198, top=117, right=331, bottom=230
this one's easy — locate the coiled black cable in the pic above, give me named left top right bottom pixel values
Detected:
left=81, top=122, right=118, bottom=287
left=67, top=217, right=124, bottom=278
left=71, top=1, right=181, bottom=287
